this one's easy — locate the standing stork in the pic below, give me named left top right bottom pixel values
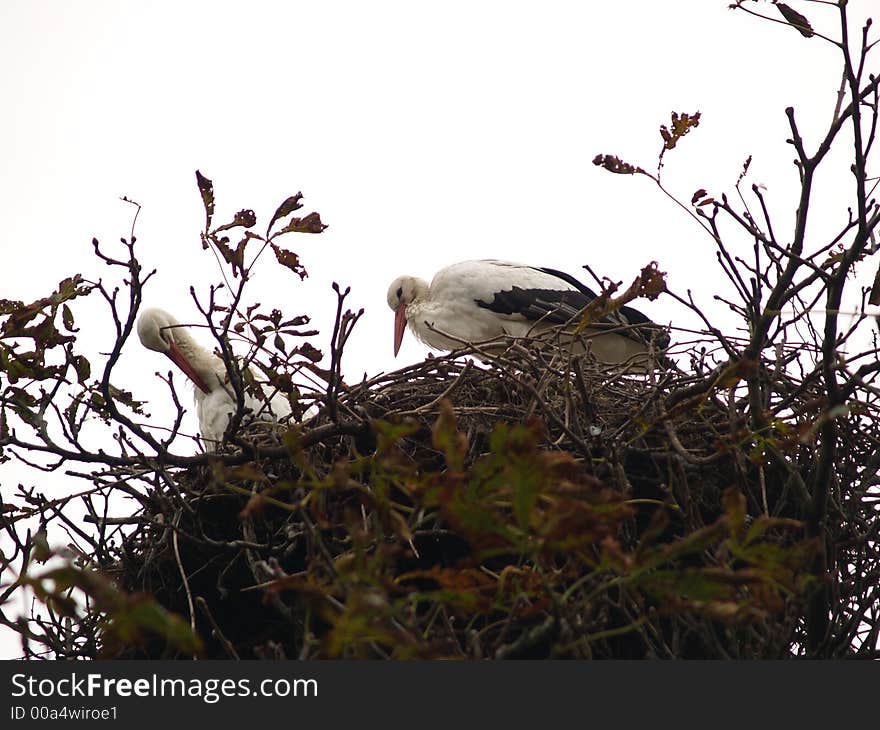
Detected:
left=136, top=308, right=292, bottom=446
left=387, top=259, right=669, bottom=367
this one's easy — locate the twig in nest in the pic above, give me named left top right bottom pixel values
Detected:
left=390, top=361, right=474, bottom=417
left=326, top=283, right=363, bottom=423
left=195, top=597, right=239, bottom=660
left=172, top=511, right=197, bottom=659
left=662, top=419, right=724, bottom=465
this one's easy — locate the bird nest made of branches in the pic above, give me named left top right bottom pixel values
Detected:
left=89, top=334, right=829, bottom=660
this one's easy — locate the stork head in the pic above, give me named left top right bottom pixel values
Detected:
left=136, top=307, right=212, bottom=394
left=387, top=276, right=427, bottom=356
left=137, top=307, right=179, bottom=354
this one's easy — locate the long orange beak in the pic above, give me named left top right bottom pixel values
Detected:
left=393, top=304, right=408, bottom=357
left=166, top=341, right=212, bottom=394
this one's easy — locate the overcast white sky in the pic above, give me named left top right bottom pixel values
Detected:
left=1, top=1, right=876, bottom=659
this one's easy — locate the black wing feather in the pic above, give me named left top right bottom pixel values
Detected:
left=476, top=265, right=669, bottom=349
left=540, top=267, right=669, bottom=347
left=476, top=286, right=591, bottom=324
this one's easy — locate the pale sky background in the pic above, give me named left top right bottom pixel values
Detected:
left=1, top=1, right=877, bottom=658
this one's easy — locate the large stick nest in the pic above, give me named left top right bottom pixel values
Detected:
left=99, top=335, right=834, bottom=659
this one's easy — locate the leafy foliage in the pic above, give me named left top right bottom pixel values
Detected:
left=595, top=0, right=880, bottom=655
left=2, top=1, right=880, bottom=660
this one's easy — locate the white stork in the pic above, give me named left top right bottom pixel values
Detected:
left=136, top=308, right=292, bottom=446
left=386, top=259, right=669, bottom=367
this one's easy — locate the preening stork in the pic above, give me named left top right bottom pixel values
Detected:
left=387, top=260, right=669, bottom=367
left=136, top=308, right=292, bottom=445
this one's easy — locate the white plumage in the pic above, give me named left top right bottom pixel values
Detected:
left=387, top=260, right=668, bottom=367
left=136, top=308, right=292, bottom=446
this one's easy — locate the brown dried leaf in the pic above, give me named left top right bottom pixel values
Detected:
left=214, top=209, right=257, bottom=233
left=636, top=261, right=667, bottom=299
left=278, top=211, right=328, bottom=235
left=294, top=342, right=323, bottom=362
left=195, top=170, right=215, bottom=229
left=715, top=359, right=757, bottom=388
left=268, top=193, right=304, bottom=234
left=660, top=111, right=701, bottom=151
left=737, top=155, right=753, bottom=185
left=776, top=3, right=814, bottom=38
left=270, top=243, right=308, bottom=280
left=592, top=154, right=645, bottom=175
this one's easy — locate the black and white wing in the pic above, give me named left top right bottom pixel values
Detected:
left=451, top=260, right=668, bottom=349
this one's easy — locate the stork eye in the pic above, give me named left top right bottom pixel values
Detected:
left=396, top=286, right=403, bottom=300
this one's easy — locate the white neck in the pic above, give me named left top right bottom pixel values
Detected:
left=172, top=326, right=226, bottom=390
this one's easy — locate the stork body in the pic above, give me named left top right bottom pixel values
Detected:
left=136, top=308, right=292, bottom=445
left=387, top=260, right=668, bottom=367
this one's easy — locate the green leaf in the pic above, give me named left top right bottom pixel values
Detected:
left=31, top=529, right=52, bottom=563
left=72, top=355, right=91, bottom=384
left=510, top=458, right=541, bottom=530
left=108, top=384, right=147, bottom=415
left=372, top=419, right=420, bottom=456
left=63, top=398, right=81, bottom=436
left=113, top=599, right=203, bottom=655
left=432, top=400, right=467, bottom=472
left=61, top=304, right=75, bottom=331
left=722, top=487, right=747, bottom=533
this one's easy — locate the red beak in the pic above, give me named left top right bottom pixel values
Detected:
left=166, top=341, right=212, bottom=394
left=393, top=304, right=408, bottom=357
